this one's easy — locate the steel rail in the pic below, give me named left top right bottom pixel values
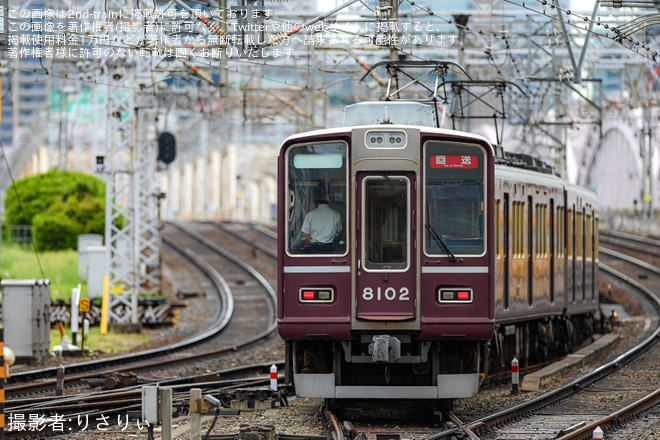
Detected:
left=600, top=229, right=660, bottom=259
left=6, top=230, right=234, bottom=385
left=170, top=222, right=278, bottom=328
left=556, top=388, right=660, bottom=440
left=6, top=223, right=277, bottom=395
left=210, top=221, right=278, bottom=260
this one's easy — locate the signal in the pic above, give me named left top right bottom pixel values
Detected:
left=158, top=132, right=176, bottom=164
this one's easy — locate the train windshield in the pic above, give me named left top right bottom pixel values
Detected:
left=286, top=142, right=348, bottom=255
left=424, top=141, right=486, bottom=256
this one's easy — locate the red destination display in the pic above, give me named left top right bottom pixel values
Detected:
left=430, top=154, right=479, bottom=169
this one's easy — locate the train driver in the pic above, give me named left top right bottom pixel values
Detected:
left=301, top=183, right=343, bottom=252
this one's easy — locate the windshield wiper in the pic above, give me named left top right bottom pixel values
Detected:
left=383, top=174, right=405, bottom=208
left=426, top=224, right=457, bottom=262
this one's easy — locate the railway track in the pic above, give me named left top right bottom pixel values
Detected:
left=5, top=224, right=659, bottom=439
left=600, top=229, right=660, bottom=263
left=446, top=233, right=660, bottom=440
left=212, top=221, right=277, bottom=261
left=6, top=362, right=285, bottom=439
left=3, top=222, right=280, bottom=438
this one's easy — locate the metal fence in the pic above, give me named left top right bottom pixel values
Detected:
left=602, top=210, right=660, bottom=239
left=9, top=225, right=32, bottom=245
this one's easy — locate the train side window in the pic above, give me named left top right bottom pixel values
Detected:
left=536, top=203, right=547, bottom=257
left=594, top=215, right=599, bottom=300
left=586, top=213, right=593, bottom=260
left=557, top=206, right=565, bottom=259
left=285, top=142, right=348, bottom=255
left=513, top=201, right=524, bottom=258
left=495, top=199, right=501, bottom=258
left=567, top=208, right=574, bottom=258
left=576, top=210, right=584, bottom=260
left=594, top=217, right=599, bottom=263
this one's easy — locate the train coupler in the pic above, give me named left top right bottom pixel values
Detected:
left=369, top=335, right=401, bottom=363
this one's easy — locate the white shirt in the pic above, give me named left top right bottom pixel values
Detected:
left=301, top=204, right=342, bottom=244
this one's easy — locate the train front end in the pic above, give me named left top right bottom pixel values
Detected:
left=277, top=103, right=496, bottom=401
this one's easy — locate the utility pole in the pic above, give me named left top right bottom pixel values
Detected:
left=104, top=56, right=139, bottom=325
left=134, top=87, right=160, bottom=298
left=375, top=0, right=400, bottom=62
left=0, top=181, right=3, bottom=265
left=0, top=0, right=6, bottom=264
left=103, top=0, right=160, bottom=326
left=641, top=104, right=654, bottom=217
left=0, top=87, right=3, bottom=266
left=0, top=0, right=7, bottom=51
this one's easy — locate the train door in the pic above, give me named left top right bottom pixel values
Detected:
left=355, top=172, right=416, bottom=321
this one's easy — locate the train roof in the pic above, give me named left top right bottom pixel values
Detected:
left=278, top=123, right=495, bottom=157
left=495, top=161, right=564, bottom=188
left=565, top=181, right=599, bottom=205
left=279, top=102, right=493, bottom=154
left=342, top=101, right=437, bottom=126
left=495, top=151, right=558, bottom=175
left=497, top=161, right=598, bottom=206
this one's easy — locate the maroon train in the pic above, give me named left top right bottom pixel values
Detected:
left=277, top=101, right=599, bottom=403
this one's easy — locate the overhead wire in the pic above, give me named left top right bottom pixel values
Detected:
left=5, top=0, right=659, bottom=122
left=10, top=0, right=660, bottom=80
left=504, top=0, right=660, bottom=60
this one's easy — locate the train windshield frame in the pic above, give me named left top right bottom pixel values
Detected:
left=423, top=141, right=487, bottom=257
left=285, top=141, right=348, bottom=256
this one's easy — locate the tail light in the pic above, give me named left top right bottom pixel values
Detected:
left=299, top=287, right=334, bottom=303
left=438, top=288, right=473, bottom=304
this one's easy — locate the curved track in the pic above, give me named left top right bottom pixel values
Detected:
left=3, top=222, right=279, bottom=438
left=448, top=235, right=660, bottom=439
left=8, top=225, right=660, bottom=440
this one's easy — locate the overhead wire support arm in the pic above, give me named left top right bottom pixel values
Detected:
left=180, top=59, right=218, bottom=86
left=445, top=80, right=528, bottom=145
left=360, top=60, right=473, bottom=102
left=267, top=0, right=361, bottom=46
left=172, top=0, right=227, bottom=38
left=443, top=80, right=528, bottom=117
left=553, top=0, right=578, bottom=78
left=358, top=62, right=529, bottom=140
left=386, top=65, right=440, bottom=101
left=362, top=60, right=473, bottom=82
left=315, top=45, right=388, bottom=87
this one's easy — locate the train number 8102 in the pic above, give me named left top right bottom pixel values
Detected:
left=362, top=287, right=410, bottom=301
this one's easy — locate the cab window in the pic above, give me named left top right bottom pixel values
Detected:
left=286, top=142, right=347, bottom=255
left=424, top=142, right=486, bottom=256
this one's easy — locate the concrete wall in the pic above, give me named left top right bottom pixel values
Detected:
left=160, top=143, right=277, bottom=225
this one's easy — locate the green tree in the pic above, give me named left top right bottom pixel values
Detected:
left=4, top=170, right=105, bottom=251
